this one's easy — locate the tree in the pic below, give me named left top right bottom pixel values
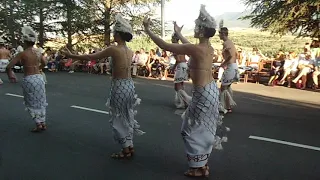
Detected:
left=83, top=0, right=167, bottom=45
left=0, top=0, right=27, bottom=46
left=241, top=0, right=320, bottom=39
left=22, top=0, right=61, bottom=46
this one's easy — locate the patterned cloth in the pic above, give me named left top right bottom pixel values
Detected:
left=221, top=63, right=239, bottom=86
left=181, top=81, right=228, bottom=167
left=106, top=78, right=145, bottom=148
left=22, top=74, right=48, bottom=123
left=0, top=59, right=9, bottom=73
left=174, top=62, right=189, bottom=83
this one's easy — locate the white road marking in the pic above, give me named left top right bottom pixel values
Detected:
left=5, top=93, right=24, bottom=98
left=249, top=135, right=320, bottom=152
left=70, top=105, right=109, bottom=115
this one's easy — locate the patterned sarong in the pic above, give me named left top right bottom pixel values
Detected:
left=221, top=63, right=239, bottom=86
left=174, top=62, right=189, bottom=83
left=181, top=81, right=229, bottom=167
left=0, top=59, right=9, bottom=73
left=106, top=78, right=145, bottom=148
left=22, top=74, right=48, bottom=123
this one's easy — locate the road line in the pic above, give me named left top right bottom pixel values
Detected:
left=70, top=105, right=109, bottom=115
left=249, top=135, right=320, bottom=152
left=5, top=93, right=24, bottom=98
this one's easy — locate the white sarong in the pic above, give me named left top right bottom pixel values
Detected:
left=221, top=63, right=239, bottom=86
left=106, top=78, right=145, bottom=148
left=0, top=59, right=9, bottom=73
left=220, top=63, right=238, bottom=110
left=22, top=74, right=48, bottom=123
left=181, top=81, right=229, bottom=167
left=174, top=62, right=189, bottom=83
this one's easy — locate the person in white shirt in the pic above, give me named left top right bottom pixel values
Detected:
left=132, top=48, right=148, bottom=76
left=292, top=52, right=314, bottom=89
left=279, top=52, right=299, bottom=85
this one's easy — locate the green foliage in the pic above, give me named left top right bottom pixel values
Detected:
left=46, top=29, right=308, bottom=57
left=241, top=0, right=320, bottom=39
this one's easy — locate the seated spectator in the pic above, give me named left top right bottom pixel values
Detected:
left=268, top=54, right=285, bottom=86
left=279, top=52, right=298, bottom=85
left=312, top=49, right=320, bottom=89
left=68, top=60, right=83, bottom=73
left=95, top=57, right=110, bottom=75
left=292, top=52, right=314, bottom=89
left=47, top=54, right=58, bottom=72
left=132, top=48, right=148, bottom=76
left=146, top=49, right=158, bottom=77
left=248, top=48, right=262, bottom=70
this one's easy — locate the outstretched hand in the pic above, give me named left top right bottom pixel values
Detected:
left=60, top=46, right=72, bottom=57
left=173, top=21, right=183, bottom=34
left=143, top=16, right=152, bottom=30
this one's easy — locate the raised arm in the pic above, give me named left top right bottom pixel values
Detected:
left=62, top=46, right=115, bottom=61
left=143, top=17, right=195, bottom=56
left=173, top=22, right=190, bottom=44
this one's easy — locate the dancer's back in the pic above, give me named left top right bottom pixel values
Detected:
left=188, top=45, right=214, bottom=87
left=0, top=47, right=10, bottom=59
left=111, top=45, right=133, bottom=79
left=19, top=48, right=44, bottom=76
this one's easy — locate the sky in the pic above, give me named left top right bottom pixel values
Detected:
left=155, top=0, right=247, bottom=28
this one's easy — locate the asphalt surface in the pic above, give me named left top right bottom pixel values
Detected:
left=0, top=72, right=319, bottom=180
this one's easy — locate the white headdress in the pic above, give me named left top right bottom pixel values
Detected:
left=0, top=34, right=5, bottom=44
left=113, top=14, right=133, bottom=35
left=21, top=26, right=37, bottom=42
left=195, top=5, right=217, bottom=29
left=0, top=37, right=5, bottom=44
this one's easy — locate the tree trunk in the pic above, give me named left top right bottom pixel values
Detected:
left=104, top=1, right=111, bottom=46
left=8, top=1, right=16, bottom=46
left=39, top=7, right=44, bottom=47
left=67, top=1, right=72, bottom=49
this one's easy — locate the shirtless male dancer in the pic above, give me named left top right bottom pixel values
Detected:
left=171, top=31, right=192, bottom=108
left=218, top=27, right=239, bottom=113
left=62, top=14, right=145, bottom=159
left=0, top=37, right=11, bottom=84
left=144, top=5, right=228, bottom=177
left=6, top=26, right=48, bottom=132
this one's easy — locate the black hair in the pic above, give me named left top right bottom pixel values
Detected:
left=203, top=27, right=216, bottom=38
left=24, top=41, right=35, bottom=47
left=116, top=31, right=132, bottom=42
left=219, top=27, right=228, bottom=36
left=171, top=33, right=179, bottom=43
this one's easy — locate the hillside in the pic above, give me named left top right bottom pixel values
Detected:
left=215, top=11, right=252, bottom=28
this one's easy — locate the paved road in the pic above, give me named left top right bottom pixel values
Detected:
left=0, top=72, right=319, bottom=180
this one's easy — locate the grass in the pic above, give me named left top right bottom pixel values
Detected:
left=45, top=28, right=310, bottom=57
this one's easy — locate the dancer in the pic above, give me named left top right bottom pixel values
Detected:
left=0, top=37, right=11, bottom=84
left=6, top=26, right=48, bottom=132
left=61, top=14, right=145, bottom=159
left=144, top=5, right=228, bottom=177
left=218, top=25, right=239, bottom=113
left=171, top=32, right=192, bottom=108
